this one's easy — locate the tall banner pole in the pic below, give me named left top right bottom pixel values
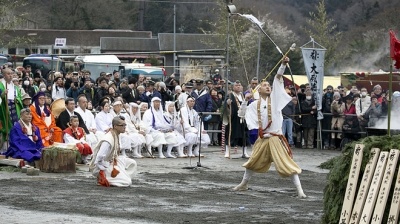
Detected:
left=301, top=39, right=326, bottom=150
left=388, top=64, right=392, bottom=136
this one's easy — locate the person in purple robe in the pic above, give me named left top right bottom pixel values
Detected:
left=4, top=108, right=43, bottom=163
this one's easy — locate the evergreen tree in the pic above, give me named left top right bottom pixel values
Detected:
left=303, top=0, right=343, bottom=74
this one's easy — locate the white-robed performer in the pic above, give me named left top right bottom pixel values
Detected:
left=233, top=57, right=306, bottom=198
left=90, top=116, right=137, bottom=187
left=74, top=95, right=98, bottom=148
left=110, top=100, right=144, bottom=158
left=128, top=102, right=154, bottom=158
left=164, top=101, right=186, bottom=158
left=142, top=97, right=168, bottom=158
left=95, top=101, right=113, bottom=137
left=179, top=96, right=211, bottom=157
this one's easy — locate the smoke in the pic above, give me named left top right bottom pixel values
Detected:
left=328, top=29, right=390, bottom=75
left=372, top=93, right=400, bottom=129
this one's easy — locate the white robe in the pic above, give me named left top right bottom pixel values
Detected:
left=95, top=111, right=113, bottom=136
left=179, top=106, right=211, bottom=147
left=239, top=73, right=292, bottom=135
left=131, top=114, right=153, bottom=146
left=74, top=107, right=98, bottom=148
left=142, top=107, right=168, bottom=147
left=110, top=110, right=144, bottom=149
left=91, top=132, right=136, bottom=187
left=164, top=112, right=186, bottom=146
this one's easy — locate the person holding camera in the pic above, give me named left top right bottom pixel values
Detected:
left=121, top=77, right=140, bottom=104
left=51, top=76, right=66, bottom=101
left=67, top=75, right=81, bottom=102
left=79, top=77, right=96, bottom=106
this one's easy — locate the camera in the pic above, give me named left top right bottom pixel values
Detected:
left=73, top=82, right=79, bottom=87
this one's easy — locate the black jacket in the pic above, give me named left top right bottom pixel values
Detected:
left=56, top=109, right=89, bottom=133
left=121, top=87, right=140, bottom=103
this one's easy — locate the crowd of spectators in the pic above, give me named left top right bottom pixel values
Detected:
left=1, top=62, right=396, bottom=167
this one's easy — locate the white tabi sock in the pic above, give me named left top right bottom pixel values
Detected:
left=233, top=168, right=254, bottom=191
left=243, top=146, right=250, bottom=158
left=132, top=146, right=143, bottom=158
left=158, top=146, right=166, bottom=159
left=187, top=144, right=194, bottom=157
left=177, top=145, right=187, bottom=157
left=291, top=174, right=307, bottom=198
left=166, top=145, right=176, bottom=158
left=224, top=145, right=230, bottom=158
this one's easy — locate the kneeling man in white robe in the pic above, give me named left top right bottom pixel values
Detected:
left=90, top=116, right=137, bottom=187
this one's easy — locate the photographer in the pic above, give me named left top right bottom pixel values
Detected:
left=121, top=77, right=140, bottom=103
left=51, top=76, right=66, bottom=101
left=79, top=77, right=96, bottom=106
left=158, top=81, right=173, bottom=110
left=67, top=81, right=80, bottom=102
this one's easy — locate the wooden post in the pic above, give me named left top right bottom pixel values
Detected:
left=39, top=147, right=76, bottom=173
left=349, top=148, right=381, bottom=224
left=339, top=144, right=364, bottom=224
left=387, top=162, right=400, bottom=224
left=370, top=149, right=399, bottom=223
left=359, top=151, right=389, bottom=224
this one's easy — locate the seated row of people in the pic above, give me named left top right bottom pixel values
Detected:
left=5, top=92, right=211, bottom=164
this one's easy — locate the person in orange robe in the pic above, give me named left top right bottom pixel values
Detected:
left=29, top=92, right=63, bottom=147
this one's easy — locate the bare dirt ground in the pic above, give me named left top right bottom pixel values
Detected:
left=0, top=147, right=340, bottom=224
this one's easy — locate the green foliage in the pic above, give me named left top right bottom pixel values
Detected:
left=0, top=166, right=21, bottom=172
left=322, top=135, right=400, bottom=224
left=0, top=0, right=33, bottom=47
left=144, top=56, right=161, bottom=66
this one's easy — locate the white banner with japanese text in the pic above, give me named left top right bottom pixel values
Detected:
left=301, top=47, right=326, bottom=120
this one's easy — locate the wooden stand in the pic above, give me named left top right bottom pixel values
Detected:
left=350, top=148, right=380, bottom=224
left=339, top=144, right=364, bottom=224
left=370, top=149, right=399, bottom=223
left=359, top=151, right=389, bottom=224
left=388, top=163, right=400, bottom=224
left=39, top=147, right=76, bottom=173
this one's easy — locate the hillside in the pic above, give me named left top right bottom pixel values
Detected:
left=19, top=0, right=400, bottom=73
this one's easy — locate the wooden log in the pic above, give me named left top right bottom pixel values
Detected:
left=349, top=148, right=381, bottom=224
left=359, top=151, right=389, bottom=224
left=0, top=158, right=24, bottom=167
left=370, top=149, right=399, bottom=223
left=387, top=162, right=400, bottom=224
left=39, top=146, right=76, bottom=173
left=339, top=144, right=364, bottom=224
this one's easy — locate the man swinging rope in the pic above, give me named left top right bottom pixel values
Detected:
left=233, top=57, right=306, bottom=198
